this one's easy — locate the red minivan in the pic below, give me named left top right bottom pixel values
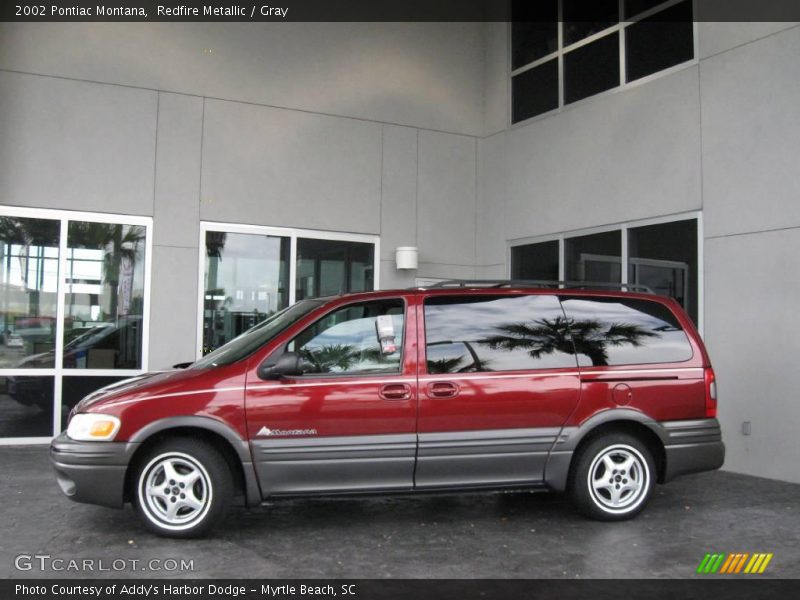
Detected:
left=51, top=281, right=724, bottom=537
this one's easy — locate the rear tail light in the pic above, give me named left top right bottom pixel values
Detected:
left=704, top=367, right=717, bottom=418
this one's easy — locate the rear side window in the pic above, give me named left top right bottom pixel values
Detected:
left=559, top=297, right=693, bottom=366
left=423, top=294, right=577, bottom=373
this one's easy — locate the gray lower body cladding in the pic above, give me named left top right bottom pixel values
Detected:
left=544, top=418, right=725, bottom=491
left=51, top=419, right=724, bottom=508
left=50, top=432, right=138, bottom=508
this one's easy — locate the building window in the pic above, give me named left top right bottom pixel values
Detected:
left=200, top=223, right=378, bottom=356
left=511, top=239, right=559, bottom=281
left=0, top=207, right=152, bottom=443
left=203, top=231, right=290, bottom=354
left=296, top=238, right=374, bottom=301
left=511, top=0, right=694, bottom=123
left=509, top=216, right=700, bottom=326
left=565, top=230, right=622, bottom=284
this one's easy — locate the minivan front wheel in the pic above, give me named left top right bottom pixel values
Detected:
left=569, top=434, right=655, bottom=521
left=133, top=439, right=232, bottom=538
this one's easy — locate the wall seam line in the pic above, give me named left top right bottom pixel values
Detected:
left=151, top=92, right=160, bottom=220
left=706, top=224, right=800, bottom=241
left=0, top=67, right=481, bottom=138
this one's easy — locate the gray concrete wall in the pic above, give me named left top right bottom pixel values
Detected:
left=0, top=22, right=485, bottom=136
left=0, top=21, right=484, bottom=361
left=478, top=23, right=800, bottom=483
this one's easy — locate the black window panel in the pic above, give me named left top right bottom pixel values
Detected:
left=563, top=0, right=618, bottom=46
left=424, top=295, right=577, bottom=373
left=628, top=219, right=698, bottom=324
left=511, top=240, right=560, bottom=282
left=565, top=231, right=622, bottom=283
left=564, top=33, right=620, bottom=104
left=61, top=376, right=128, bottom=430
left=296, top=238, right=374, bottom=301
left=511, top=0, right=558, bottom=69
left=559, top=297, right=693, bottom=366
left=512, top=59, right=559, bottom=123
left=0, top=375, right=54, bottom=437
left=624, top=0, right=670, bottom=19
left=626, top=1, right=694, bottom=83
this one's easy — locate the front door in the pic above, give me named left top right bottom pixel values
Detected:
left=245, top=297, right=418, bottom=496
left=415, top=293, right=581, bottom=488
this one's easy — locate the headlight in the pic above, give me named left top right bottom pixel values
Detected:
left=67, top=413, right=121, bottom=441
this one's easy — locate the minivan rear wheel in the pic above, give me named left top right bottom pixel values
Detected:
left=569, top=433, right=655, bottom=521
left=132, top=438, right=232, bottom=538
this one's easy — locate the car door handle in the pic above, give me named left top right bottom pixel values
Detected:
left=427, top=381, right=459, bottom=399
left=379, top=383, right=411, bottom=401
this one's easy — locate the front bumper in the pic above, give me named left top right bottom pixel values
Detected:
left=50, top=432, right=138, bottom=508
left=661, top=418, right=725, bottom=482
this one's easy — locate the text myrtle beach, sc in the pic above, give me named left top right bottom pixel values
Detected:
left=27, top=5, right=290, bottom=18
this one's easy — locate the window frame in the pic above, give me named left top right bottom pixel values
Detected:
left=0, top=205, right=153, bottom=445
left=507, top=211, right=703, bottom=334
left=508, top=0, right=699, bottom=127
left=197, top=221, right=380, bottom=360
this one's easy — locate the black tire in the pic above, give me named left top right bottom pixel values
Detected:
left=132, top=438, right=233, bottom=538
left=568, top=433, right=656, bottom=521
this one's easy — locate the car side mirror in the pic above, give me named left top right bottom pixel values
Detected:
left=259, top=351, right=304, bottom=380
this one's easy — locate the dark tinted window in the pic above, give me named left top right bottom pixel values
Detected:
left=0, top=375, right=54, bottom=437
left=628, top=218, right=698, bottom=324
left=511, top=0, right=558, bottom=69
left=624, top=0, right=669, bottom=19
left=565, top=230, right=621, bottom=283
left=626, top=1, right=693, bottom=83
left=559, top=297, right=693, bottom=366
left=290, top=300, right=404, bottom=375
left=563, top=0, right=619, bottom=46
left=511, top=240, right=560, bottom=282
left=296, top=238, right=374, bottom=300
left=512, top=59, right=559, bottom=123
left=424, top=295, right=577, bottom=373
left=564, top=33, right=620, bottom=104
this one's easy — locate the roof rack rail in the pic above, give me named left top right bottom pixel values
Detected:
left=424, top=279, right=656, bottom=294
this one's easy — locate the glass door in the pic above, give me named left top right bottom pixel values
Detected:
left=0, top=208, right=151, bottom=443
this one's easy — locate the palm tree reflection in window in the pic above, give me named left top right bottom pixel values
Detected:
left=299, top=344, right=400, bottom=374
left=484, top=316, right=657, bottom=367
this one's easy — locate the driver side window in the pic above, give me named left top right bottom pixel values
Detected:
left=288, top=299, right=405, bottom=376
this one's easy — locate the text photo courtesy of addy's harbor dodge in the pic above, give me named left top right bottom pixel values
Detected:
left=15, top=583, right=352, bottom=597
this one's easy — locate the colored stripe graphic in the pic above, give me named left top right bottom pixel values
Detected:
left=697, top=554, right=713, bottom=574
left=734, top=553, right=749, bottom=573
left=719, top=554, right=736, bottom=574
left=758, top=554, right=773, bottom=573
left=700, top=552, right=773, bottom=574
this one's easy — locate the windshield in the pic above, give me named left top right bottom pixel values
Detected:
left=190, top=300, right=323, bottom=369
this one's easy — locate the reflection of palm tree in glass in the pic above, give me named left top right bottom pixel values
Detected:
left=485, top=316, right=657, bottom=367
left=300, top=344, right=399, bottom=373
left=428, top=355, right=466, bottom=374
left=68, top=223, right=144, bottom=318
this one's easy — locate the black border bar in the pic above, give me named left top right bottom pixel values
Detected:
left=4, top=0, right=800, bottom=22
left=5, top=579, right=800, bottom=600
